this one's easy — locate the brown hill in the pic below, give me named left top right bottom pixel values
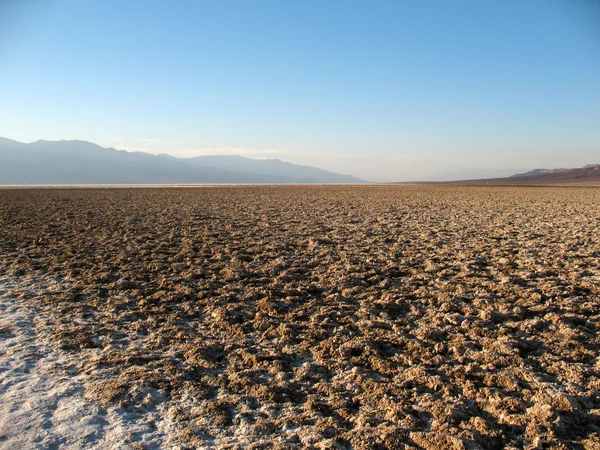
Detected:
left=446, top=164, right=600, bottom=186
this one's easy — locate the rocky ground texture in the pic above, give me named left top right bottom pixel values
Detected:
left=0, top=186, right=599, bottom=449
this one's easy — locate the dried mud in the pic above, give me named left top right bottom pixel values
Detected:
left=0, top=185, right=599, bottom=449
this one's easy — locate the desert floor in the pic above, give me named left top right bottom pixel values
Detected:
left=0, top=186, right=599, bottom=449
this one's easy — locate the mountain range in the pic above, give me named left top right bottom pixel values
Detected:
left=0, top=138, right=364, bottom=184
left=444, top=164, right=600, bottom=185
left=2, top=137, right=597, bottom=185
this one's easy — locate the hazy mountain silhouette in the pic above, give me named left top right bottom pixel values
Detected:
left=441, top=164, right=600, bottom=185
left=0, top=138, right=364, bottom=184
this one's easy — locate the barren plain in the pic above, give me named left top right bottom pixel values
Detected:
left=0, top=186, right=599, bottom=449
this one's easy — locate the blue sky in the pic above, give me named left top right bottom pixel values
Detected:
left=1, top=0, right=599, bottom=181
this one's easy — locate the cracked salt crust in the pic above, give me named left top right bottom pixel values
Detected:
left=0, top=276, right=175, bottom=450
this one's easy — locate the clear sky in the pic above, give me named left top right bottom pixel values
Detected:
left=1, top=0, right=599, bottom=181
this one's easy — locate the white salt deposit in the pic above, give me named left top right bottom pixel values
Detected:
left=0, top=276, right=175, bottom=450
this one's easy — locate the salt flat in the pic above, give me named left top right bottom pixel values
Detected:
left=0, top=185, right=599, bottom=449
left=0, top=275, right=175, bottom=449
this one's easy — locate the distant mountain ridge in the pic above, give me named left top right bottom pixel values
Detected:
left=445, top=163, right=600, bottom=185
left=510, top=168, right=567, bottom=178
left=0, top=138, right=364, bottom=184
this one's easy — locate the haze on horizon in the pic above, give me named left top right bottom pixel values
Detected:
left=1, top=0, right=599, bottom=182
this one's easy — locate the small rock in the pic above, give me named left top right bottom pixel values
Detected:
left=172, top=263, right=187, bottom=272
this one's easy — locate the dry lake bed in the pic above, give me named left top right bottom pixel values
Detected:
left=0, top=185, right=599, bottom=449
